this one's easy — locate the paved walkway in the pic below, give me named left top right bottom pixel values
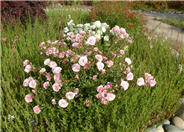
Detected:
left=143, top=13, right=184, bottom=50
left=141, top=10, right=184, bottom=21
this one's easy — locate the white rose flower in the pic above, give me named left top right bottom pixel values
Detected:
left=91, top=25, right=96, bottom=30
left=102, top=27, right=106, bottom=33
left=104, top=35, right=109, bottom=41
left=78, top=56, right=88, bottom=66
left=94, top=21, right=101, bottom=28
left=96, top=61, right=104, bottom=71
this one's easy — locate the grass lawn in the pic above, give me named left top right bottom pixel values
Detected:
left=1, top=7, right=184, bottom=132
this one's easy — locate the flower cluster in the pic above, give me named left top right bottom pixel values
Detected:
left=23, top=59, right=80, bottom=114
left=110, top=25, right=129, bottom=39
left=23, top=19, right=156, bottom=114
left=23, top=59, right=34, bottom=73
left=64, top=19, right=110, bottom=41
left=137, top=73, right=156, bottom=87
left=96, top=83, right=115, bottom=104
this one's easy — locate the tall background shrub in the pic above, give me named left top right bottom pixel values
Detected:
left=1, top=1, right=47, bottom=25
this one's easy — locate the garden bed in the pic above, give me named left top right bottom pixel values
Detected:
left=1, top=2, right=184, bottom=132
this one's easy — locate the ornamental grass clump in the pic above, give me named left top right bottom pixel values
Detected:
left=23, top=20, right=156, bottom=114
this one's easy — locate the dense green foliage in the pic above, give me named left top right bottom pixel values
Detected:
left=1, top=6, right=184, bottom=132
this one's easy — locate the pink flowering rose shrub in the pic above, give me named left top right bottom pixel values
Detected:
left=22, top=20, right=156, bottom=129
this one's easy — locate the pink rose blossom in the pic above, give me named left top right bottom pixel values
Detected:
left=49, top=61, right=57, bottom=68
left=120, top=28, right=126, bottom=34
left=54, top=74, right=60, bottom=81
left=101, top=98, right=108, bottom=105
left=39, top=68, right=46, bottom=73
left=52, top=67, right=62, bottom=74
left=83, top=63, right=90, bottom=70
left=80, top=31, right=86, bottom=35
left=120, top=50, right=125, bottom=55
left=46, top=73, right=52, bottom=81
left=137, top=78, right=145, bottom=86
left=25, top=94, right=32, bottom=103
left=125, top=58, right=131, bottom=65
left=102, top=69, right=106, bottom=74
left=84, top=51, right=92, bottom=56
left=104, top=85, right=110, bottom=89
left=126, top=67, right=131, bottom=73
left=96, top=93, right=103, bottom=99
left=86, top=36, right=96, bottom=45
left=58, top=99, right=68, bottom=108
left=95, top=54, right=103, bottom=62
left=93, top=47, right=98, bottom=52
left=149, top=79, right=156, bottom=87
left=2, top=37, right=6, bottom=42
left=47, top=40, right=51, bottom=44
left=72, top=63, right=80, bottom=72
left=84, top=100, right=90, bottom=107
left=44, top=58, right=51, bottom=65
left=23, top=60, right=29, bottom=66
left=52, top=83, right=61, bottom=92
left=29, top=79, right=37, bottom=88
left=105, top=60, right=114, bottom=67
left=124, top=33, right=129, bottom=37
left=70, top=56, right=78, bottom=63
left=52, top=99, right=56, bottom=105
left=55, top=80, right=62, bottom=86
left=103, top=90, right=108, bottom=95
left=24, top=65, right=32, bottom=73
left=145, top=73, right=153, bottom=81
left=66, top=92, right=75, bottom=100
left=23, top=78, right=30, bottom=87
left=78, top=56, right=88, bottom=66
left=96, top=61, right=104, bottom=71
left=33, top=106, right=41, bottom=114
left=93, top=75, right=97, bottom=80
left=32, top=90, right=36, bottom=93
left=74, top=88, right=79, bottom=94
left=59, top=52, right=65, bottom=59
left=103, top=56, right=108, bottom=60
left=120, top=80, right=129, bottom=91
left=43, top=81, right=50, bottom=89
left=75, top=74, right=79, bottom=79
left=107, top=82, right=113, bottom=88
left=97, top=85, right=104, bottom=93
left=45, top=51, right=50, bottom=56
left=128, top=40, right=133, bottom=44
left=115, top=84, right=119, bottom=87
left=126, top=72, right=134, bottom=81
left=72, top=42, right=79, bottom=48
left=66, top=50, right=73, bottom=57
left=106, top=93, right=115, bottom=101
